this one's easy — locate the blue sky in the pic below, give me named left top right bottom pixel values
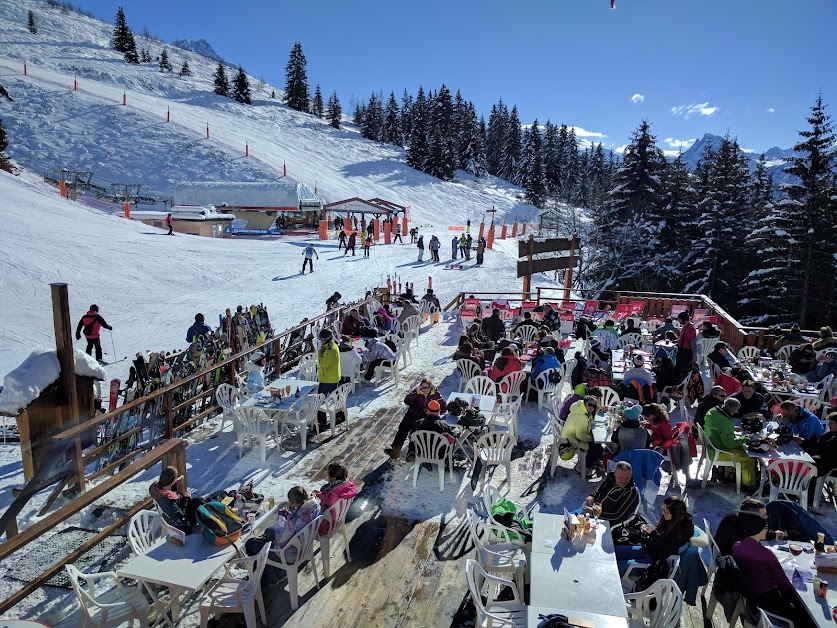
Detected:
left=74, top=0, right=836, bottom=154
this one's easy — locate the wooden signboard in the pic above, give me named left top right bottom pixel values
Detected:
left=517, top=234, right=580, bottom=300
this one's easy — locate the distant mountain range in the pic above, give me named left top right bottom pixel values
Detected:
left=170, top=38, right=222, bottom=62
left=680, top=133, right=797, bottom=185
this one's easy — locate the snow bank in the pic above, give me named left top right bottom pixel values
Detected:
left=0, top=348, right=105, bottom=416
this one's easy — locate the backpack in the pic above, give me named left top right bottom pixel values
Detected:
left=583, top=367, right=611, bottom=389
left=196, top=501, right=244, bottom=546
left=548, top=370, right=562, bottom=384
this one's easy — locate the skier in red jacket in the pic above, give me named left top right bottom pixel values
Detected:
left=75, top=304, right=113, bottom=362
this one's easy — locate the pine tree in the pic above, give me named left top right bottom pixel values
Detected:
left=158, top=46, right=172, bottom=72
left=123, top=31, right=139, bottom=64
left=400, top=89, right=413, bottom=142
left=381, top=92, right=402, bottom=146
left=112, top=7, right=130, bottom=52
left=179, top=59, right=191, bottom=77
left=312, top=85, right=324, bottom=118
left=485, top=101, right=508, bottom=176
left=360, top=93, right=383, bottom=141
left=326, top=91, right=342, bottom=129
left=524, top=119, right=546, bottom=206
left=428, top=84, right=457, bottom=180
left=459, top=103, right=487, bottom=177
left=27, top=10, right=37, bottom=34
left=406, top=87, right=431, bottom=173
left=782, top=94, right=837, bottom=327
left=213, top=62, right=229, bottom=97
left=232, top=67, right=251, bottom=104
left=682, top=135, right=752, bottom=304
left=140, top=48, right=151, bottom=63
left=270, top=90, right=275, bottom=99
left=501, top=106, right=522, bottom=183
left=284, top=42, right=309, bottom=113
left=650, top=153, right=696, bottom=290
left=542, top=121, right=559, bottom=195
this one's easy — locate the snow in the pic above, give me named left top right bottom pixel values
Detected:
left=0, top=348, right=105, bottom=416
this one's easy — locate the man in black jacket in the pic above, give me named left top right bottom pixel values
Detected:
left=482, top=308, right=506, bottom=344
left=75, top=304, right=112, bottom=362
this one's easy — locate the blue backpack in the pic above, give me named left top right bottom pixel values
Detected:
left=196, top=501, right=244, bottom=546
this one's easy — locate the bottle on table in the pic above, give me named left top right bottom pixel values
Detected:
left=234, top=493, right=244, bottom=516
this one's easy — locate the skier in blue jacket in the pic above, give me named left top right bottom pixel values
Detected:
left=186, top=313, right=212, bottom=343
left=302, top=244, right=319, bottom=273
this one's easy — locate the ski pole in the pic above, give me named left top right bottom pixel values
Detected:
left=109, top=329, right=117, bottom=361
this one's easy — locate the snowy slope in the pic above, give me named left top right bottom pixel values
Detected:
left=0, top=0, right=550, bottom=381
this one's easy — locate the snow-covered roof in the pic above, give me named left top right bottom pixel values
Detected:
left=172, top=180, right=322, bottom=211
left=0, top=349, right=106, bottom=416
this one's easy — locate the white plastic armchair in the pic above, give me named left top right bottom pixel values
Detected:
left=617, top=332, right=643, bottom=350
left=199, top=541, right=272, bottom=628
left=235, top=406, right=274, bottom=461
left=767, top=458, right=816, bottom=510
left=297, top=352, right=319, bottom=381
left=698, top=423, right=742, bottom=493
left=401, top=314, right=421, bottom=348
left=457, top=359, right=483, bottom=392
left=465, top=510, right=527, bottom=595
left=318, top=383, right=352, bottom=437
left=488, top=396, right=522, bottom=445
left=514, top=325, right=538, bottom=343
left=697, top=337, right=720, bottom=366
left=473, top=431, right=513, bottom=493
left=621, top=554, right=680, bottom=594
left=465, top=375, right=497, bottom=398
left=66, top=564, right=150, bottom=628
left=598, top=386, right=621, bottom=410
left=481, top=484, right=525, bottom=548
left=737, top=345, right=761, bottom=363
left=410, top=430, right=454, bottom=492
left=372, top=348, right=401, bottom=386
left=624, top=578, right=683, bottom=628
left=497, top=370, right=526, bottom=405
left=128, top=510, right=166, bottom=555
left=464, top=559, right=527, bottom=627
left=775, top=344, right=799, bottom=362
left=525, top=368, right=561, bottom=410
left=279, top=395, right=319, bottom=451
left=266, top=515, right=324, bottom=610
left=216, top=383, right=244, bottom=433
left=318, top=497, right=354, bottom=578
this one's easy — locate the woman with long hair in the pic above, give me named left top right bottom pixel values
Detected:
left=642, top=403, right=677, bottom=453
left=615, top=495, right=695, bottom=573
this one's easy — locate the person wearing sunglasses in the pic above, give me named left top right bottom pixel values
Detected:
left=384, top=378, right=446, bottom=461
left=561, top=395, right=604, bottom=477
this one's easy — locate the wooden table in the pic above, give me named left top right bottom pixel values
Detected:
left=118, top=506, right=278, bottom=625
left=529, top=513, right=628, bottom=620
left=766, top=540, right=837, bottom=627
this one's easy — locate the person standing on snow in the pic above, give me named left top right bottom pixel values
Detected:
left=301, top=244, right=319, bottom=274
left=417, top=235, right=425, bottom=262
left=165, top=213, right=173, bottom=235
left=75, top=304, right=113, bottom=362
left=393, top=222, right=403, bottom=243
left=429, top=235, right=441, bottom=262
left=458, top=234, right=468, bottom=259
left=476, top=238, right=485, bottom=266
left=363, top=234, right=373, bottom=258
left=465, top=234, right=473, bottom=260
left=186, top=313, right=212, bottom=343
left=451, top=236, right=458, bottom=260
left=345, top=231, right=357, bottom=256
left=337, top=229, right=347, bottom=251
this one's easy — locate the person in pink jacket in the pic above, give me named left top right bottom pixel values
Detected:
left=314, top=461, right=357, bottom=535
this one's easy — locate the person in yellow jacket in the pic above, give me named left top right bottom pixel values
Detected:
left=704, top=397, right=757, bottom=489
left=561, top=395, right=603, bottom=476
left=317, top=328, right=342, bottom=396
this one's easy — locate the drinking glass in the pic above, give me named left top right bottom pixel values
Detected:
left=592, top=502, right=603, bottom=527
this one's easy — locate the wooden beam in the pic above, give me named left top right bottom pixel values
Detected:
left=50, top=283, right=85, bottom=493
left=517, top=256, right=575, bottom=277
left=517, top=236, right=580, bottom=257
left=0, top=438, right=184, bottom=562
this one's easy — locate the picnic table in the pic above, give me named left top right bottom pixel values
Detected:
left=765, top=540, right=837, bottom=627
left=529, top=512, right=628, bottom=623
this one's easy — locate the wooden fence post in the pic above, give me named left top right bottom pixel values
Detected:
left=164, top=390, right=173, bottom=439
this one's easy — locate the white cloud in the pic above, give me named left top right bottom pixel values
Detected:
left=663, top=137, right=696, bottom=149
left=613, top=144, right=628, bottom=154
left=766, top=107, right=775, bottom=114
left=663, top=150, right=682, bottom=158
left=570, top=126, right=606, bottom=139
left=630, top=93, right=645, bottom=104
left=670, top=102, right=718, bottom=118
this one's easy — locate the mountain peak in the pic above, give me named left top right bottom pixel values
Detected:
left=170, top=38, right=221, bottom=62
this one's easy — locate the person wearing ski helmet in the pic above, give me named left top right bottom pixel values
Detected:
left=317, top=329, right=341, bottom=396
left=75, top=304, right=113, bottom=362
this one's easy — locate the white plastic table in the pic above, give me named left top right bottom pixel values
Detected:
left=242, top=379, right=319, bottom=439
left=117, top=506, right=277, bottom=625
left=734, top=420, right=815, bottom=496
left=527, top=605, right=627, bottom=627
left=446, top=391, right=496, bottom=414
left=765, top=540, right=837, bottom=627
left=529, top=513, right=628, bottom=619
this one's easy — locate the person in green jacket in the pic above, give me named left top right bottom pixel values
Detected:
left=317, top=328, right=342, bottom=396
left=561, top=395, right=603, bottom=475
left=704, top=397, right=757, bottom=488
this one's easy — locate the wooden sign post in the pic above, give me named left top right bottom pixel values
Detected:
left=517, top=235, right=580, bottom=301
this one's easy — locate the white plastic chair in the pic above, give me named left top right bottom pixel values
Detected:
left=488, top=396, right=521, bottom=445
left=645, top=318, right=664, bottom=332
left=557, top=358, right=576, bottom=398
left=457, top=358, right=483, bottom=393
left=372, top=348, right=401, bottom=386
left=199, top=541, right=271, bottom=628
left=624, top=578, right=683, bottom=628
left=697, top=337, right=720, bottom=367
left=598, top=386, right=620, bottom=410
left=385, top=332, right=411, bottom=367
left=410, top=430, right=453, bottom=492
left=265, top=515, right=324, bottom=611
left=66, top=564, right=150, bottom=628
left=794, top=396, right=824, bottom=417
left=128, top=510, right=166, bottom=555
left=402, top=314, right=421, bottom=347
left=814, top=469, right=837, bottom=508
left=235, top=406, right=274, bottom=461
left=297, top=352, right=319, bottom=381
left=618, top=332, right=643, bottom=350
left=776, top=344, right=799, bottom=362
left=525, top=368, right=560, bottom=410
left=548, top=415, right=569, bottom=477
left=318, top=383, right=352, bottom=436
left=816, top=373, right=835, bottom=404
left=279, top=395, right=319, bottom=451
left=481, top=484, right=525, bottom=548
left=738, top=345, right=761, bottom=363
left=465, top=510, right=527, bottom=596
left=497, top=370, right=526, bottom=405
left=766, top=458, right=816, bottom=510
left=698, top=422, right=742, bottom=493
left=216, top=383, right=243, bottom=433
left=472, top=431, right=513, bottom=492
left=621, top=554, right=680, bottom=594
left=318, top=497, right=353, bottom=578
left=466, top=375, right=497, bottom=398
left=708, top=360, right=722, bottom=390
left=757, top=608, right=796, bottom=627
left=513, top=325, right=538, bottom=343
left=464, top=559, right=527, bottom=628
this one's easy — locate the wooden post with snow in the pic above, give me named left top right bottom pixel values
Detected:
left=50, top=283, right=85, bottom=493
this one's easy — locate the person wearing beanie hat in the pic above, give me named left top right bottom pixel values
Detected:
left=243, top=350, right=267, bottom=394
left=75, top=303, right=113, bottom=363
left=411, top=398, right=456, bottom=457
left=704, top=397, right=758, bottom=489
left=426, top=400, right=441, bottom=415
left=186, top=312, right=212, bottom=343
left=385, top=379, right=446, bottom=460
left=362, top=335, right=396, bottom=382
left=775, top=322, right=808, bottom=350
left=317, top=326, right=341, bottom=396
left=586, top=336, right=610, bottom=370
left=558, top=383, right=594, bottom=421
left=621, top=354, right=655, bottom=401
left=732, top=511, right=808, bottom=626
left=612, top=404, right=652, bottom=452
